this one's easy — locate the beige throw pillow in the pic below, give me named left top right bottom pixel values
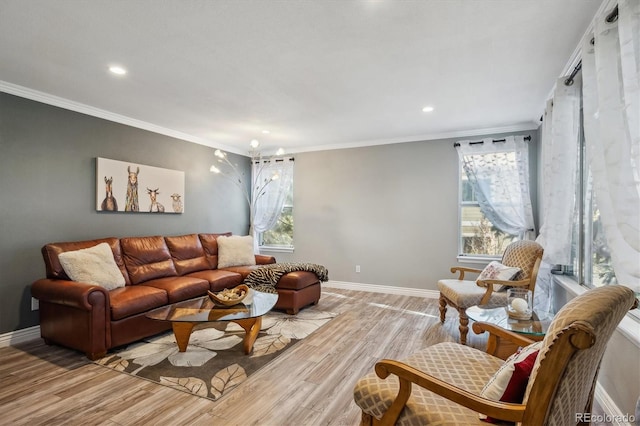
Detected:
left=476, top=261, right=521, bottom=291
left=216, top=235, right=256, bottom=268
left=58, top=242, right=126, bottom=290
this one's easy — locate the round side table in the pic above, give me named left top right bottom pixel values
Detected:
left=465, top=305, right=554, bottom=341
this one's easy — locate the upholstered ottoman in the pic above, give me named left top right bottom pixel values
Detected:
left=273, top=271, right=321, bottom=314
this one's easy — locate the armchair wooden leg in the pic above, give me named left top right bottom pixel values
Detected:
left=439, top=295, right=447, bottom=323
left=458, top=308, right=469, bottom=345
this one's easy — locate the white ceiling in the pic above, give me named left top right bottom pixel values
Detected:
left=0, top=0, right=602, bottom=155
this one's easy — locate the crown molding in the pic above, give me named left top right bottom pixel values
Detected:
left=287, top=122, right=539, bottom=154
left=2, top=80, right=538, bottom=156
left=0, top=80, right=245, bottom=156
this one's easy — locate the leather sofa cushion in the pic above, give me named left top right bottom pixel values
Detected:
left=186, top=269, right=243, bottom=291
left=109, top=285, right=169, bottom=321
left=42, top=238, right=131, bottom=285
left=140, top=276, right=209, bottom=303
left=221, top=265, right=262, bottom=279
left=198, top=232, right=231, bottom=269
left=165, top=234, right=210, bottom=275
left=276, top=271, right=320, bottom=290
left=121, top=236, right=177, bottom=284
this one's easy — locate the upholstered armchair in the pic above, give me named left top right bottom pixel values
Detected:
left=353, top=285, right=637, bottom=425
left=438, top=240, right=544, bottom=345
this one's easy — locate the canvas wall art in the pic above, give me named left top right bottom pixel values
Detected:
left=96, top=157, right=185, bottom=214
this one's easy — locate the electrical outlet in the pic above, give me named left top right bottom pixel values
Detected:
left=31, top=297, right=39, bottom=311
left=355, top=265, right=361, bottom=273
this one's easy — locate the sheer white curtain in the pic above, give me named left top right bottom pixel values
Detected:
left=251, top=158, right=294, bottom=253
left=534, top=78, right=581, bottom=312
left=582, top=0, right=640, bottom=290
left=456, top=135, right=536, bottom=241
left=536, top=78, right=581, bottom=264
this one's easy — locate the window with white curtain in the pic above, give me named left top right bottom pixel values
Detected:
left=259, top=181, right=293, bottom=249
left=456, top=135, right=535, bottom=258
left=556, top=0, right=640, bottom=317
left=252, top=157, right=294, bottom=251
left=568, top=126, right=617, bottom=288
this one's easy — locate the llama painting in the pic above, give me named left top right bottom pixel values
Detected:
left=125, top=166, right=140, bottom=212
left=101, top=176, right=118, bottom=211
left=96, top=158, right=184, bottom=214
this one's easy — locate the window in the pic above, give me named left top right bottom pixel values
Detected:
left=459, top=171, right=517, bottom=257
left=252, top=157, right=294, bottom=251
left=457, top=136, right=533, bottom=258
left=568, top=110, right=617, bottom=288
left=259, top=181, right=293, bottom=249
left=566, top=94, right=638, bottom=320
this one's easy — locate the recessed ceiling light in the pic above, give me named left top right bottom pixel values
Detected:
left=109, top=66, right=127, bottom=75
left=262, top=130, right=270, bottom=134
left=422, top=106, right=435, bottom=113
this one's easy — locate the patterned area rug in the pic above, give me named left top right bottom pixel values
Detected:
left=95, top=308, right=336, bottom=402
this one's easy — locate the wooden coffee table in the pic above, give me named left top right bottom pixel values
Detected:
left=146, top=289, right=278, bottom=354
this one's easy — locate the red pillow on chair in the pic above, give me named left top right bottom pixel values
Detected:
left=479, top=342, right=541, bottom=423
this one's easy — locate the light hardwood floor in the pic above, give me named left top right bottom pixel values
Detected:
left=0, top=289, right=451, bottom=425
left=0, top=288, right=609, bottom=425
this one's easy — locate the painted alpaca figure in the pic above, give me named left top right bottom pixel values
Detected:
left=147, top=188, right=165, bottom=213
left=124, top=166, right=139, bottom=212
left=100, top=176, right=118, bottom=211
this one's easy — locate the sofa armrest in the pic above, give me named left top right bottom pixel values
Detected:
left=255, top=255, right=276, bottom=265
left=31, top=278, right=110, bottom=311
left=32, top=278, right=111, bottom=359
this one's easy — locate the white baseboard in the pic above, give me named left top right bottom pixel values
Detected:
left=324, top=280, right=440, bottom=299
left=594, top=383, right=636, bottom=426
left=0, top=325, right=40, bottom=348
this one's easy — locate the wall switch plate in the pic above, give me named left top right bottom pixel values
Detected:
left=31, top=297, right=39, bottom=311
left=355, top=265, right=361, bottom=273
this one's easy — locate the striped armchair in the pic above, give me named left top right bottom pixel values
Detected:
left=353, top=285, right=637, bottom=425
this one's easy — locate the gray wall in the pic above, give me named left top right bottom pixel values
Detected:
left=0, top=92, right=250, bottom=334
left=275, top=130, right=538, bottom=292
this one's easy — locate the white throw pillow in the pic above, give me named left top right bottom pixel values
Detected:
left=476, top=261, right=521, bottom=291
left=58, top=243, right=126, bottom=290
left=216, top=235, right=256, bottom=268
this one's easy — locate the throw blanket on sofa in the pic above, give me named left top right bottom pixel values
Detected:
left=244, top=262, right=329, bottom=294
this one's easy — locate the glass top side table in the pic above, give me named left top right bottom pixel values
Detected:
left=465, top=305, right=554, bottom=341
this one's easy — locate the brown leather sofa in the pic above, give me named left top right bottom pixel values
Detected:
left=31, top=233, right=321, bottom=359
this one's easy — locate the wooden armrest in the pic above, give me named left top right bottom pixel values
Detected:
left=476, top=278, right=529, bottom=288
left=475, top=279, right=530, bottom=305
left=472, top=321, right=535, bottom=359
left=374, top=359, right=526, bottom=425
left=450, top=266, right=483, bottom=280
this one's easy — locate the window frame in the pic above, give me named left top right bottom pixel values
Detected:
left=257, top=166, right=294, bottom=253
left=456, top=147, right=521, bottom=261
left=565, top=91, right=639, bottom=321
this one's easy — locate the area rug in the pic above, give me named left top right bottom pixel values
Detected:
left=94, top=308, right=336, bottom=401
